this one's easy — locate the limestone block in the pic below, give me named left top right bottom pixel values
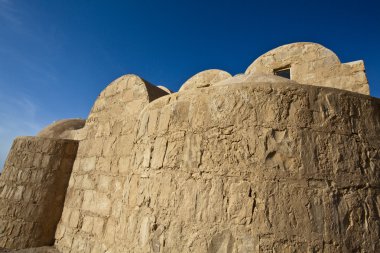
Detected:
left=151, top=137, right=168, bottom=169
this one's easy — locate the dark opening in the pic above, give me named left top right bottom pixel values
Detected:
left=274, top=66, right=291, bottom=79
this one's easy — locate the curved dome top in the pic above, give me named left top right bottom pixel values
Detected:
left=37, top=118, right=85, bottom=139
left=245, top=42, right=341, bottom=75
left=244, top=42, right=369, bottom=95
left=179, top=69, right=232, bottom=92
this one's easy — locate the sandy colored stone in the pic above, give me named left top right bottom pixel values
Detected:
left=55, top=74, right=379, bottom=252
left=37, top=119, right=85, bottom=140
left=215, top=73, right=300, bottom=87
left=0, top=246, right=59, bottom=253
left=0, top=42, right=379, bottom=252
left=0, top=137, right=78, bottom=250
left=179, top=69, right=232, bottom=92
left=245, top=42, right=370, bottom=95
left=53, top=74, right=169, bottom=253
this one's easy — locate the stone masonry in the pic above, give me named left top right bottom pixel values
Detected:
left=245, top=43, right=369, bottom=95
left=0, top=137, right=78, bottom=249
left=0, top=42, right=378, bottom=252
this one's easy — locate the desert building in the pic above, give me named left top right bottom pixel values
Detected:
left=0, top=42, right=379, bottom=253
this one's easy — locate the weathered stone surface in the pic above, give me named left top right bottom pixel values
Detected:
left=0, top=246, right=59, bottom=253
left=56, top=75, right=379, bottom=252
left=179, top=69, right=232, bottom=92
left=245, top=42, right=370, bottom=95
left=0, top=43, right=378, bottom=252
left=37, top=119, right=85, bottom=140
left=54, top=74, right=169, bottom=253
left=215, top=73, right=300, bottom=87
left=0, top=137, right=78, bottom=250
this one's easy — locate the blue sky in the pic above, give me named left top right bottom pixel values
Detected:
left=0, top=0, right=379, bottom=169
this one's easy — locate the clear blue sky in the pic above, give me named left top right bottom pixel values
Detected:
left=0, top=0, right=379, bottom=168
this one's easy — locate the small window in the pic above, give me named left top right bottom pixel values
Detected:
left=274, top=66, right=291, bottom=79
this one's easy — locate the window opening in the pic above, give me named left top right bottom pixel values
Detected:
left=274, top=66, right=291, bottom=79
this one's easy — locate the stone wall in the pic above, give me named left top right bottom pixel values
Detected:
left=245, top=42, right=370, bottom=95
left=55, top=75, right=380, bottom=252
left=54, top=74, right=169, bottom=252
left=0, top=137, right=78, bottom=249
left=0, top=42, right=377, bottom=252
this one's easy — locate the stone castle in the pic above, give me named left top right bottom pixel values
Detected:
left=0, top=42, right=379, bottom=253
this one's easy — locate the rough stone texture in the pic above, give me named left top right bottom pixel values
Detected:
left=37, top=119, right=85, bottom=140
left=215, top=73, right=300, bottom=87
left=0, top=246, right=59, bottom=253
left=54, top=74, right=169, bottom=253
left=179, top=69, right=232, bottom=92
left=0, top=137, right=78, bottom=250
left=245, top=42, right=370, bottom=95
left=0, top=42, right=378, bottom=252
left=55, top=75, right=379, bottom=252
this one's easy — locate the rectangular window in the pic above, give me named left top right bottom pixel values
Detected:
left=274, top=66, right=291, bottom=79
